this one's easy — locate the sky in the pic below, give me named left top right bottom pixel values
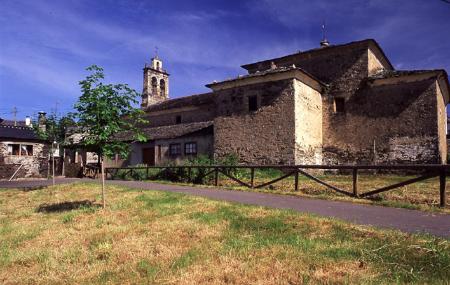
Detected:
left=1, top=0, right=450, bottom=120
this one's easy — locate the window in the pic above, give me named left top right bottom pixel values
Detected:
left=248, top=95, right=258, bottom=112
left=334, top=98, right=345, bottom=113
left=184, top=142, right=197, bottom=155
left=151, top=77, right=157, bottom=94
left=160, top=79, right=166, bottom=96
left=169, top=143, right=181, bottom=156
left=175, top=115, right=182, bottom=124
left=7, top=144, right=33, bottom=156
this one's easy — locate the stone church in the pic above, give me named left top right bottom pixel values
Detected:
left=127, top=39, right=449, bottom=166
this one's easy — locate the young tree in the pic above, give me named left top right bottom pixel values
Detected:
left=34, top=113, right=75, bottom=185
left=72, top=65, right=147, bottom=208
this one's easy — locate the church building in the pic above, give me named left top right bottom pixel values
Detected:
left=126, top=39, right=449, bottom=166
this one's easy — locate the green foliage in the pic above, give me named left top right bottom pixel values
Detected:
left=71, top=65, right=147, bottom=159
left=33, top=114, right=75, bottom=145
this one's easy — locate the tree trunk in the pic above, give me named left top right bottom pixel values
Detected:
left=101, top=156, right=106, bottom=209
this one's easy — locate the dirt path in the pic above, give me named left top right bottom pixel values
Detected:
left=1, top=178, right=449, bottom=238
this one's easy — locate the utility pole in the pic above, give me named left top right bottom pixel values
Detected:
left=12, top=107, right=17, bottom=126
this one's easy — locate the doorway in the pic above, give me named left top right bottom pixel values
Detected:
left=142, top=147, right=155, bottom=166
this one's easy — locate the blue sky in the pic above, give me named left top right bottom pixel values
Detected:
left=1, top=0, right=449, bottom=120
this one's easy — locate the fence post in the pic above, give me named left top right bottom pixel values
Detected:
left=352, top=168, right=358, bottom=197
left=146, top=167, right=149, bottom=180
left=130, top=168, right=133, bottom=178
left=440, top=167, right=446, bottom=208
left=188, top=167, right=192, bottom=183
left=214, top=167, right=219, bottom=186
left=294, top=169, right=299, bottom=191
left=250, top=167, right=255, bottom=188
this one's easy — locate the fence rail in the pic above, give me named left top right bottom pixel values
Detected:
left=105, top=164, right=449, bottom=207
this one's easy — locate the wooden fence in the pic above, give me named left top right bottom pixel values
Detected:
left=105, top=164, right=449, bottom=207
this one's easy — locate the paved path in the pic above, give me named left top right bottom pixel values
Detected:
left=1, top=178, right=449, bottom=238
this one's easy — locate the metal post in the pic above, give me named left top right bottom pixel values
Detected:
left=101, top=157, right=105, bottom=209
left=188, top=167, right=192, bottom=183
left=146, top=167, right=149, bottom=180
left=250, top=167, right=255, bottom=188
left=52, top=142, right=55, bottom=186
left=294, top=170, right=299, bottom=191
left=214, top=168, right=219, bottom=186
left=440, top=168, right=446, bottom=208
left=352, top=168, right=358, bottom=197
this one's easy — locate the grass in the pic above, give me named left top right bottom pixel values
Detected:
left=0, top=183, right=449, bottom=284
left=133, top=169, right=449, bottom=213
left=114, top=166, right=449, bottom=212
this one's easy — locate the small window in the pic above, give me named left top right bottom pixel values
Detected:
left=184, top=142, right=197, bottom=155
left=7, top=144, right=20, bottom=155
left=169, top=143, right=181, bottom=156
left=248, top=95, right=258, bottom=112
left=7, top=144, right=33, bottom=156
left=334, top=98, right=345, bottom=113
left=175, top=115, right=182, bottom=124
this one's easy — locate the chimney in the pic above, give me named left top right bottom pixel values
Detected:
left=25, top=116, right=31, bottom=127
left=38, top=111, right=46, bottom=132
left=320, top=39, right=330, bottom=47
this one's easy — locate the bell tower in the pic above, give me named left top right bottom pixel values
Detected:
left=141, top=53, right=169, bottom=108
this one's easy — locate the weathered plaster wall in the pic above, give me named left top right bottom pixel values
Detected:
left=322, top=77, right=442, bottom=164
left=128, top=132, right=213, bottom=166
left=368, top=48, right=385, bottom=76
left=0, top=141, right=49, bottom=178
left=293, top=79, right=323, bottom=164
left=213, top=80, right=297, bottom=164
left=436, top=81, right=447, bottom=163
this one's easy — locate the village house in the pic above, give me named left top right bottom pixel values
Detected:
left=125, top=38, right=449, bottom=166
left=0, top=114, right=51, bottom=179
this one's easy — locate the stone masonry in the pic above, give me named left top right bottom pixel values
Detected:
left=131, top=39, right=449, bottom=166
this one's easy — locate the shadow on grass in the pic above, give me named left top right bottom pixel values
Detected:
left=36, top=200, right=100, bottom=213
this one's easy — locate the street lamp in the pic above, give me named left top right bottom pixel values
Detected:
left=52, top=140, right=57, bottom=186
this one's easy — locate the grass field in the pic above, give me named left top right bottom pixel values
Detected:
left=1, top=183, right=449, bottom=284
left=115, top=167, right=448, bottom=212
left=217, top=172, right=449, bottom=213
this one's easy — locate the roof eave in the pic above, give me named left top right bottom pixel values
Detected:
left=206, top=68, right=324, bottom=92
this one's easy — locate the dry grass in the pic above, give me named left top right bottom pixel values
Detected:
left=204, top=171, right=449, bottom=213
left=0, top=183, right=449, bottom=284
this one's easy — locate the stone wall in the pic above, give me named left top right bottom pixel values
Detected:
left=213, top=79, right=297, bottom=164
left=293, top=79, right=323, bottom=164
left=128, top=129, right=214, bottom=166
left=145, top=105, right=215, bottom=127
left=143, top=93, right=216, bottom=128
left=322, top=77, right=442, bottom=164
left=0, top=141, right=49, bottom=178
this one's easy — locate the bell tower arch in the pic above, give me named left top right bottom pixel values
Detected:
left=142, top=54, right=169, bottom=108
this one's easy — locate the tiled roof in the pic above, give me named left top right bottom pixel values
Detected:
left=0, top=119, right=27, bottom=127
left=368, top=69, right=447, bottom=80
left=205, top=66, right=325, bottom=88
left=117, top=121, right=213, bottom=141
left=0, top=125, right=44, bottom=141
left=143, top=92, right=214, bottom=112
left=241, top=39, right=394, bottom=71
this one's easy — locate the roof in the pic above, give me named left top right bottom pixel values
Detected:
left=0, top=118, right=27, bottom=127
left=368, top=69, right=450, bottom=104
left=241, top=39, right=394, bottom=72
left=0, top=125, right=45, bottom=142
left=143, top=92, right=214, bottom=113
left=118, top=121, right=214, bottom=141
left=368, top=69, right=447, bottom=80
left=206, top=66, right=325, bottom=92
